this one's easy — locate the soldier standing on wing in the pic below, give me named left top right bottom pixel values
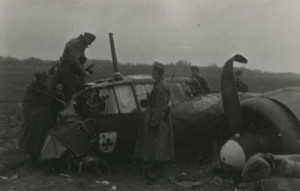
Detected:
left=135, top=62, right=174, bottom=182
left=52, top=32, right=96, bottom=102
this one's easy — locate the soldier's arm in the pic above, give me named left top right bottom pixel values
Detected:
left=200, top=78, right=211, bottom=93
left=187, top=78, right=198, bottom=95
left=150, top=85, right=168, bottom=127
left=69, top=44, right=87, bottom=76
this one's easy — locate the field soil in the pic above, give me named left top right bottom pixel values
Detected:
left=0, top=103, right=237, bottom=191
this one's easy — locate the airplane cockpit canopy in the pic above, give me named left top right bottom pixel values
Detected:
left=72, top=76, right=192, bottom=119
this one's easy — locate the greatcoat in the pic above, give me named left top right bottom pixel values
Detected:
left=19, top=81, right=58, bottom=154
left=53, top=35, right=88, bottom=100
left=135, top=79, right=174, bottom=161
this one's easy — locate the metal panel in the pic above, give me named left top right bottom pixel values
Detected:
left=264, top=87, right=300, bottom=123
left=242, top=97, right=300, bottom=153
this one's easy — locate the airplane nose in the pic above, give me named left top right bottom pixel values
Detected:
left=220, top=139, right=246, bottom=170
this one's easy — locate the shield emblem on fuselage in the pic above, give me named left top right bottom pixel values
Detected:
left=99, top=132, right=117, bottom=153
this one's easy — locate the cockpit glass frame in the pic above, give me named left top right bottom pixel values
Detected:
left=168, top=81, right=190, bottom=105
left=114, top=84, right=138, bottom=113
left=133, top=83, right=153, bottom=111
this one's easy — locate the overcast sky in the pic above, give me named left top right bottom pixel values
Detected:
left=1, top=0, right=300, bottom=73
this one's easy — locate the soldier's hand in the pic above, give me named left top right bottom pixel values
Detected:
left=56, top=83, right=63, bottom=91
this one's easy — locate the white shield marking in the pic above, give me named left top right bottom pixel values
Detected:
left=99, top=132, right=117, bottom=153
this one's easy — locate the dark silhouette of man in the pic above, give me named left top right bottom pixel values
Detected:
left=19, top=72, right=64, bottom=164
left=235, top=70, right=249, bottom=92
left=52, top=32, right=96, bottom=101
left=135, top=62, right=174, bottom=181
left=189, top=66, right=211, bottom=95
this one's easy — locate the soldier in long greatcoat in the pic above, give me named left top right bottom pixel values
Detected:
left=19, top=72, right=64, bottom=163
left=135, top=62, right=174, bottom=180
left=52, top=32, right=96, bottom=101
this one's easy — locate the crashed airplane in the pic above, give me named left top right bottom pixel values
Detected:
left=40, top=33, right=230, bottom=161
left=40, top=34, right=300, bottom=176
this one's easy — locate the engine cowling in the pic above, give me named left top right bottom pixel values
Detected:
left=219, top=54, right=300, bottom=170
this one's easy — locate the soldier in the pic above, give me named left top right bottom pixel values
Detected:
left=19, top=72, right=64, bottom=164
left=52, top=32, right=96, bottom=101
left=135, top=62, right=174, bottom=181
left=235, top=70, right=249, bottom=92
left=188, top=66, right=211, bottom=95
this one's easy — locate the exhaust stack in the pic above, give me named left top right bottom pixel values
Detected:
left=109, top=33, right=123, bottom=80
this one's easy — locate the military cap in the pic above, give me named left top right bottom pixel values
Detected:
left=153, top=61, right=165, bottom=70
left=83, top=32, right=96, bottom=42
left=153, top=61, right=165, bottom=74
left=191, top=65, right=199, bottom=72
left=34, top=71, right=49, bottom=80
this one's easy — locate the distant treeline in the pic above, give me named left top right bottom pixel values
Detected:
left=1, top=56, right=300, bottom=102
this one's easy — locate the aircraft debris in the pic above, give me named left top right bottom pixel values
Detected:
left=95, top=180, right=110, bottom=185
left=59, top=173, right=71, bottom=178
left=0, top=176, right=8, bottom=180
left=108, top=185, right=117, bottom=191
left=10, top=174, right=18, bottom=180
left=243, top=153, right=300, bottom=179
left=169, top=176, right=203, bottom=188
